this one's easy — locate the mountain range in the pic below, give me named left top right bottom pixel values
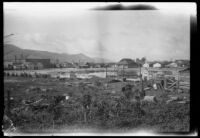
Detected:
left=4, top=44, right=113, bottom=63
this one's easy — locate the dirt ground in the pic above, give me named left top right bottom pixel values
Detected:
left=3, top=76, right=190, bottom=134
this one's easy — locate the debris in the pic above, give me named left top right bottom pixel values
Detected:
left=126, top=78, right=140, bottom=82
left=41, top=88, right=47, bottom=92
left=165, top=89, right=173, bottom=92
left=177, top=89, right=183, bottom=93
left=25, top=89, right=30, bottom=93
left=170, top=96, right=179, bottom=101
left=177, top=101, right=189, bottom=104
left=53, top=96, right=66, bottom=104
left=109, top=79, right=121, bottom=83
left=111, top=90, right=116, bottom=94
left=141, top=96, right=157, bottom=103
left=153, top=83, right=157, bottom=90
left=65, top=96, right=69, bottom=100
left=82, top=94, right=92, bottom=109
left=94, top=81, right=102, bottom=86
left=166, top=96, right=182, bottom=104
left=22, top=98, right=43, bottom=105
left=65, top=82, right=73, bottom=86
left=3, top=115, right=16, bottom=133
left=104, top=83, right=108, bottom=89
left=183, top=96, right=188, bottom=100
left=144, top=87, right=151, bottom=91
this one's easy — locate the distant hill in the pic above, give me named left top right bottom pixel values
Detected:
left=3, top=44, right=112, bottom=63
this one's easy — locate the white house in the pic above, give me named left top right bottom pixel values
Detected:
left=153, top=63, right=161, bottom=68
left=143, top=63, right=149, bottom=68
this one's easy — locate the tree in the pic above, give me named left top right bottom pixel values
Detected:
left=141, top=57, right=146, bottom=64
left=136, top=58, right=140, bottom=63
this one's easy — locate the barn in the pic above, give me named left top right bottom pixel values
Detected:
left=153, top=63, right=161, bottom=68
left=25, top=55, right=51, bottom=68
left=118, top=58, right=138, bottom=68
left=165, top=62, right=178, bottom=68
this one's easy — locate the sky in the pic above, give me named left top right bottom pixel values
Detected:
left=4, top=2, right=194, bottom=62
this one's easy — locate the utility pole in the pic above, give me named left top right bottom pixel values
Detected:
left=139, top=64, right=143, bottom=92
left=105, top=65, right=107, bottom=78
left=122, top=65, right=124, bottom=79
left=138, top=61, right=144, bottom=95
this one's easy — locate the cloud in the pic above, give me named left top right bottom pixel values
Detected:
left=4, top=8, right=190, bottom=61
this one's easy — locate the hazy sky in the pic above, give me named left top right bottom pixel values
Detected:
left=4, top=3, right=193, bottom=62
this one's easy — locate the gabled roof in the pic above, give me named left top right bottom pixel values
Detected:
left=118, top=58, right=135, bottom=65
left=166, top=62, right=177, bottom=67
left=118, top=60, right=129, bottom=65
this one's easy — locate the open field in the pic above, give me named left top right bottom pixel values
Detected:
left=3, top=73, right=190, bottom=134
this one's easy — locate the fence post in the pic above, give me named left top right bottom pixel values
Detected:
left=105, top=66, right=107, bottom=78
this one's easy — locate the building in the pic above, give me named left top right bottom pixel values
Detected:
left=25, top=55, right=51, bottom=68
left=118, top=58, right=138, bottom=68
left=85, top=62, right=95, bottom=68
left=175, top=60, right=190, bottom=67
left=72, top=62, right=79, bottom=68
left=143, top=63, right=149, bottom=68
left=105, top=62, right=117, bottom=68
left=12, top=62, right=27, bottom=70
left=4, top=61, right=13, bottom=69
left=78, top=62, right=89, bottom=68
left=94, top=64, right=101, bottom=68
left=25, top=62, right=35, bottom=70
left=165, top=62, right=178, bottom=68
left=65, top=62, right=75, bottom=68
left=35, top=62, right=44, bottom=70
left=59, top=62, right=75, bottom=68
left=153, top=63, right=161, bottom=68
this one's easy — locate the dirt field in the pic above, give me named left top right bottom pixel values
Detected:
left=3, top=75, right=190, bottom=134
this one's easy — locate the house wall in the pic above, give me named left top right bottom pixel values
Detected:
left=25, top=59, right=51, bottom=68
left=128, top=64, right=139, bottom=68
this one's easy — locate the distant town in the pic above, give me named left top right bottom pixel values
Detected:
left=4, top=54, right=190, bottom=70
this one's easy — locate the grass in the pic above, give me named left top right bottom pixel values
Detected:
left=3, top=76, right=190, bottom=133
